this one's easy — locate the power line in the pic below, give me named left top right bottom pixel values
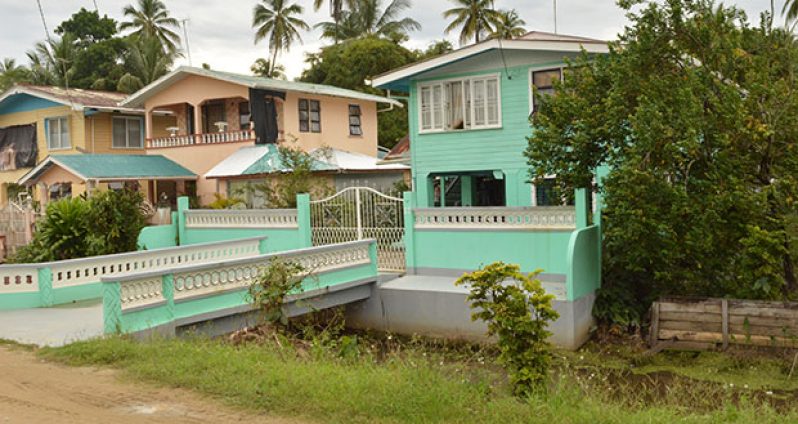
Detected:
left=35, top=0, right=51, bottom=44
left=554, top=0, right=558, bottom=34
left=35, top=0, right=75, bottom=109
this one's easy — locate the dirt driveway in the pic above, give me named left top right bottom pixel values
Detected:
left=0, top=347, right=303, bottom=424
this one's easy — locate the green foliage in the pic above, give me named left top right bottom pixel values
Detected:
left=251, top=58, right=286, bottom=79
left=300, top=36, right=415, bottom=148
left=252, top=0, right=310, bottom=77
left=55, top=8, right=117, bottom=45
left=315, top=0, right=421, bottom=44
left=117, top=35, right=176, bottom=93
left=120, top=0, right=182, bottom=53
left=526, top=0, right=798, bottom=325
left=0, top=58, right=30, bottom=91
left=207, top=193, right=245, bottom=210
left=443, top=0, right=500, bottom=45
left=248, top=258, right=307, bottom=328
left=10, top=190, right=147, bottom=263
left=489, top=9, right=526, bottom=40
left=456, top=262, right=559, bottom=396
left=84, top=189, right=148, bottom=256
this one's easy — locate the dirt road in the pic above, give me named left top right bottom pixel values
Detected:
left=0, top=347, right=303, bottom=424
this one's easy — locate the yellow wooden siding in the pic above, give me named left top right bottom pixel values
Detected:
left=85, top=113, right=145, bottom=154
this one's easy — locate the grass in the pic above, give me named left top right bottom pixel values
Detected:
left=37, top=334, right=798, bottom=424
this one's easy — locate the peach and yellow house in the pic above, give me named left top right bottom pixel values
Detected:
left=0, top=85, right=195, bottom=206
left=120, top=66, right=408, bottom=204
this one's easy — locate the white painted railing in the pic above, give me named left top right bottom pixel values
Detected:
left=49, top=237, right=263, bottom=289
left=414, top=206, right=577, bottom=230
left=0, top=265, right=39, bottom=293
left=185, top=209, right=298, bottom=229
left=147, top=129, right=255, bottom=148
left=111, top=240, right=373, bottom=310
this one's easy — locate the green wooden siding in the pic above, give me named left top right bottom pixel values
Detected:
left=408, top=62, right=567, bottom=208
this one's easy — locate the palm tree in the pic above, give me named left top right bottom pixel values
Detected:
left=316, top=0, right=420, bottom=42
left=443, top=0, right=499, bottom=45
left=0, top=58, right=30, bottom=91
left=313, top=0, right=356, bottom=43
left=251, top=58, right=286, bottom=79
left=785, top=0, right=798, bottom=22
left=120, top=0, right=181, bottom=53
left=117, top=36, right=175, bottom=93
left=252, top=0, right=310, bottom=76
left=490, top=9, right=526, bottom=40
left=27, top=34, right=78, bottom=88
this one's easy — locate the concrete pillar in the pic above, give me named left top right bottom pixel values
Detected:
left=145, top=109, right=153, bottom=139
left=193, top=103, right=203, bottom=141
left=0, top=183, right=7, bottom=208
left=296, top=193, right=312, bottom=248
left=575, top=188, right=590, bottom=229
left=402, top=191, right=416, bottom=274
left=177, top=196, right=189, bottom=245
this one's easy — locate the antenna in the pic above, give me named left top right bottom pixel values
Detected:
left=93, top=0, right=99, bottom=12
left=554, top=0, right=558, bottom=34
left=181, top=18, right=193, bottom=66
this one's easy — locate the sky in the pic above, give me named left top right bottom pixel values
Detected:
left=0, top=0, right=787, bottom=81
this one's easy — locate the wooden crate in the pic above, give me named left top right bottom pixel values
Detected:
left=649, top=297, right=798, bottom=351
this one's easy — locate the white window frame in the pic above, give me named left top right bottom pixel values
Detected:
left=112, top=116, right=144, bottom=149
left=528, top=66, right=565, bottom=115
left=417, top=73, right=502, bottom=134
left=45, top=116, right=70, bottom=150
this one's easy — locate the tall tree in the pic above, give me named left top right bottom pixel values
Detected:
left=0, top=59, right=30, bottom=91
left=526, top=0, right=798, bottom=324
left=117, top=35, right=175, bottom=93
left=252, top=0, right=310, bottom=76
left=55, top=8, right=127, bottom=91
left=313, top=0, right=356, bottom=43
left=443, top=0, right=498, bottom=45
left=784, top=0, right=798, bottom=22
left=27, top=34, right=78, bottom=88
left=120, top=0, right=181, bottom=53
left=490, top=9, right=526, bottom=40
left=316, top=0, right=420, bottom=43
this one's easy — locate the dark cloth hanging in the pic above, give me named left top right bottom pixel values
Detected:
left=0, top=124, right=37, bottom=171
left=249, top=88, right=285, bottom=145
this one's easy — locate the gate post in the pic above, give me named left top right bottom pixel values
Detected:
left=403, top=192, right=416, bottom=274
left=296, top=193, right=312, bottom=248
left=177, top=196, right=189, bottom=245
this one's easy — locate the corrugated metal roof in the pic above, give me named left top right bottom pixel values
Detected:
left=13, top=85, right=127, bottom=108
left=205, top=145, right=407, bottom=179
left=123, top=66, right=402, bottom=108
left=517, top=31, right=606, bottom=43
left=378, top=135, right=410, bottom=165
left=19, top=154, right=196, bottom=185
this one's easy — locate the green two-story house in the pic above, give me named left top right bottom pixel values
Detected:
left=374, top=31, right=608, bottom=208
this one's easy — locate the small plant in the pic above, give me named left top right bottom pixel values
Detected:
left=248, top=258, right=309, bottom=329
left=456, top=262, right=559, bottom=397
left=207, top=193, right=245, bottom=210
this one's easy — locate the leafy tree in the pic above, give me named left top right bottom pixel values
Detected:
left=251, top=58, right=286, bottom=79
left=27, top=34, right=78, bottom=89
left=416, top=39, right=454, bottom=60
left=117, top=35, right=175, bottom=93
left=299, top=36, right=416, bottom=147
left=526, top=0, right=798, bottom=325
left=490, top=9, right=526, bottom=40
left=11, top=198, right=91, bottom=263
left=253, top=0, right=310, bottom=78
left=443, top=0, right=499, bottom=45
left=120, top=0, right=182, bottom=53
left=55, top=7, right=117, bottom=46
left=0, top=59, right=30, bottom=91
left=316, top=0, right=421, bottom=43
left=85, top=189, right=148, bottom=256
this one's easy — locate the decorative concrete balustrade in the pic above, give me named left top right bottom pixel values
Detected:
left=413, top=206, right=577, bottom=231
left=105, top=240, right=378, bottom=335
left=184, top=209, right=298, bottom=229
left=0, top=236, right=267, bottom=309
left=147, top=129, right=255, bottom=148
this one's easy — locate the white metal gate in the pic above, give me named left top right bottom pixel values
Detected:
left=310, top=187, right=405, bottom=272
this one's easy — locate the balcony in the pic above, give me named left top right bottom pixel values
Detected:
left=146, top=129, right=256, bottom=149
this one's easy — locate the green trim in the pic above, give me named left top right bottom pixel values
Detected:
left=0, top=292, right=41, bottom=310
left=38, top=267, right=53, bottom=307
left=103, top=282, right=122, bottom=334
left=52, top=283, right=102, bottom=305
left=402, top=192, right=416, bottom=271
left=296, top=194, right=312, bottom=248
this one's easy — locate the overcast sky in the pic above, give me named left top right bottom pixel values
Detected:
left=0, top=0, right=787, bottom=80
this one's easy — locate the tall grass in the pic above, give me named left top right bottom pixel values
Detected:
left=39, top=336, right=798, bottom=424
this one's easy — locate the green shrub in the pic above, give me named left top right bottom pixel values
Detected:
left=248, top=258, right=307, bottom=328
left=12, top=197, right=90, bottom=262
left=456, top=262, right=559, bottom=397
left=85, top=189, right=147, bottom=256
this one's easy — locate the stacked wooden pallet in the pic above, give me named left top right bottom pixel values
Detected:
left=649, top=297, right=798, bottom=351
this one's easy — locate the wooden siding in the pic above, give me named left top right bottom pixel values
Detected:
left=408, top=61, right=568, bottom=207
left=84, top=112, right=146, bottom=154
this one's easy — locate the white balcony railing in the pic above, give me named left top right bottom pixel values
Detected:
left=147, top=129, right=255, bottom=149
left=414, top=206, right=577, bottom=231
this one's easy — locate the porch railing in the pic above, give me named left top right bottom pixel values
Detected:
left=414, top=206, right=576, bottom=230
left=147, top=129, right=255, bottom=148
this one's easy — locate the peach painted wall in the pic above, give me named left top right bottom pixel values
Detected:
left=147, top=141, right=252, bottom=205
left=280, top=92, right=378, bottom=157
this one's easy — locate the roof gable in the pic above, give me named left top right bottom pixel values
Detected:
left=123, top=66, right=402, bottom=108
left=0, top=93, right=62, bottom=115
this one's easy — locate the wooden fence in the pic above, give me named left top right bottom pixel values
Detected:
left=649, top=297, right=798, bottom=351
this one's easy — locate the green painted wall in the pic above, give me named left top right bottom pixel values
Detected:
left=411, top=229, right=572, bottom=275
left=567, top=225, right=601, bottom=301
left=182, top=228, right=303, bottom=252
left=138, top=222, right=178, bottom=250
left=52, top=283, right=102, bottom=305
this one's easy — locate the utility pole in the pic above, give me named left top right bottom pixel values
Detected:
left=554, top=0, right=558, bottom=34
